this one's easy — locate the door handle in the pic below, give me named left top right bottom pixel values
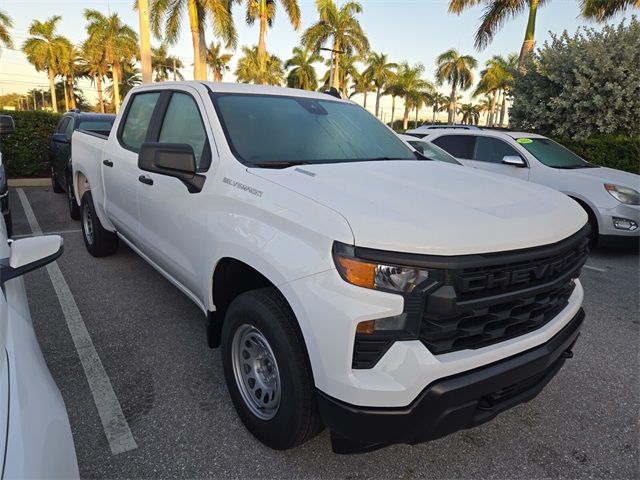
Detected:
left=138, top=175, right=154, bottom=186
left=103, top=159, right=113, bottom=167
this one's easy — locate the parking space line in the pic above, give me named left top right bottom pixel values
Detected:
left=12, top=229, right=82, bottom=239
left=584, top=264, right=608, bottom=273
left=16, top=188, right=138, bottom=456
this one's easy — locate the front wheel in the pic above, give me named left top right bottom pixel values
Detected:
left=80, top=191, right=118, bottom=257
left=221, top=288, right=323, bottom=450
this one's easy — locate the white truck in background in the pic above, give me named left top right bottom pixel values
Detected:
left=72, top=82, right=589, bottom=454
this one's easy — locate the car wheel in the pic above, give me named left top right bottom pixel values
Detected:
left=80, top=191, right=118, bottom=257
left=66, top=174, right=80, bottom=220
left=221, top=288, right=323, bottom=450
left=51, top=168, right=64, bottom=193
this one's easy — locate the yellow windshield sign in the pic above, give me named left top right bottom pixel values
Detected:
left=516, top=138, right=533, bottom=144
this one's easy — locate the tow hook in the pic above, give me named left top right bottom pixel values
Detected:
left=561, top=349, right=574, bottom=359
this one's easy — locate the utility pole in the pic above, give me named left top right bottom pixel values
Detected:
left=320, top=47, right=344, bottom=92
left=138, top=0, right=153, bottom=84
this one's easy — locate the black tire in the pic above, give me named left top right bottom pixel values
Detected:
left=66, top=173, right=80, bottom=220
left=51, top=168, right=63, bottom=193
left=80, top=191, right=118, bottom=257
left=221, top=288, right=323, bottom=450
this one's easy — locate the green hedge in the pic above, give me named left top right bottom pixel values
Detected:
left=553, top=135, right=639, bottom=175
left=0, top=110, right=61, bottom=178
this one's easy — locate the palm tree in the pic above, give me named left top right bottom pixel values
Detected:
left=79, top=39, right=108, bottom=113
left=363, top=52, right=397, bottom=118
left=302, top=0, right=369, bottom=90
left=152, top=43, right=184, bottom=81
left=0, top=10, right=13, bottom=52
left=395, top=62, right=430, bottom=130
left=382, top=78, right=404, bottom=127
left=473, top=54, right=516, bottom=126
left=349, top=69, right=374, bottom=109
left=428, top=92, right=449, bottom=124
left=235, top=45, right=284, bottom=85
left=581, top=0, right=639, bottom=20
left=22, top=16, right=68, bottom=112
left=434, top=48, right=477, bottom=124
left=406, top=89, right=432, bottom=129
left=105, top=60, right=142, bottom=107
left=206, top=41, right=232, bottom=81
left=58, top=39, right=82, bottom=110
left=84, top=9, right=138, bottom=113
left=241, top=0, right=301, bottom=84
left=285, top=46, right=322, bottom=90
left=149, top=0, right=237, bottom=80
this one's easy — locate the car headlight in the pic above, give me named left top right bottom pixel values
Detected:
left=332, top=242, right=438, bottom=294
left=605, top=184, right=640, bottom=205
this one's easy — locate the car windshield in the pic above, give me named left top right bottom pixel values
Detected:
left=517, top=137, right=595, bottom=169
left=212, top=93, right=418, bottom=167
left=408, top=140, right=461, bottom=165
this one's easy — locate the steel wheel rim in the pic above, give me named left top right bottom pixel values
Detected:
left=82, top=203, right=94, bottom=245
left=231, top=324, right=281, bottom=420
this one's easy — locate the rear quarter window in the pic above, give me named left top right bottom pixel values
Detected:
left=431, top=135, right=475, bottom=159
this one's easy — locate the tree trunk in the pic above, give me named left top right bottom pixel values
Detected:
left=415, top=107, right=419, bottom=128
left=138, top=0, right=153, bottom=83
left=403, top=105, right=410, bottom=130
left=112, top=62, right=122, bottom=113
left=448, top=86, right=456, bottom=124
left=488, top=90, right=497, bottom=126
left=48, top=66, right=58, bottom=112
left=363, top=91, right=367, bottom=109
left=198, top=30, right=208, bottom=81
left=188, top=0, right=205, bottom=80
left=331, top=41, right=340, bottom=90
left=68, top=78, right=76, bottom=109
left=96, top=75, right=105, bottom=113
left=173, top=58, right=177, bottom=81
left=63, top=81, right=69, bottom=112
left=432, top=108, right=436, bottom=124
left=390, top=96, right=396, bottom=127
left=375, top=87, right=381, bottom=118
left=518, top=0, right=539, bottom=71
left=495, top=89, right=503, bottom=127
left=258, top=2, right=268, bottom=85
left=499, top=93, right=508, bottom=126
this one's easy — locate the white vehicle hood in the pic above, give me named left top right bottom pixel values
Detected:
left=250, top=161, right=587, bottom=255
left=561, top=166, right=639, bottom=189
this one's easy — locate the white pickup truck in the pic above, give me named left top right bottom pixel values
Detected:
left=72, top=82, right=589, bottom=454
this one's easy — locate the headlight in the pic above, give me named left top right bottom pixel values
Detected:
left=332, top=242, right=438, bottom=294
left=605, top=184, right=640, bottom=205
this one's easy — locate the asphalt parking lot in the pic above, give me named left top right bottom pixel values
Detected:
left=8, top=186, right=640, bottom=479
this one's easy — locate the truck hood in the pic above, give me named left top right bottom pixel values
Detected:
left=561, top=166, right=639, bottom=189
left=249, top=161, right=587, bottom=255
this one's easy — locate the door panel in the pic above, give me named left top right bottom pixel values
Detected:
left=50, top=117, right=72, bottom=183
left=103, top=92, right=161, bottom=242
left=137, top=89, right=211, bottom=294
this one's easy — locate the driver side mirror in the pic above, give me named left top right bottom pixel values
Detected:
left=138, top=142, right=205, bottom=193
left=52, top=132, right=70, bottom=143
left=502, top=155, right=526, bottom=167
left=1, top=235, right=63, bottom=285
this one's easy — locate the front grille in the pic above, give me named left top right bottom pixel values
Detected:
left=419, top=226, right=589, bottom=355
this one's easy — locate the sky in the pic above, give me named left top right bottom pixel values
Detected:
left=0, top=0, right=631, bottom=122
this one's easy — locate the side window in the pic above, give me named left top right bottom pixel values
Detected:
left=158, top=92, right=210, bottom=169
left=474, top=136, right=521, bottom=164
left=56, top=117, right=71, bottom=134
left=64, top=117, right=75, bottom=138
left=120, top=92, right=161, bottom=151
left=432, top=135, right=475, bottom=159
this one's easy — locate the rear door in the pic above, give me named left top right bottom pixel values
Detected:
left=136, top=86, right=213, bottom=296
left=50, top=116, right=74, bottom=182
left=430, top=134, right=476, bottom=165
left=103, top=91, right=162, bottom=244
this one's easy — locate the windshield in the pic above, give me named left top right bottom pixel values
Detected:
left=212, top=93, right=417, bottom=167
left=517, top=137, right=594, bottom=169
left=408, top=140, right=461, bottom=165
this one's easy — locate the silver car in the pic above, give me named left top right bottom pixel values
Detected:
left=410, top=128, right=640, bottom=246
left=0, top=222, right=79, bottom=477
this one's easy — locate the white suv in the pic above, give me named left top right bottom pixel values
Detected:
left=410, top=128, right=640, bottom=246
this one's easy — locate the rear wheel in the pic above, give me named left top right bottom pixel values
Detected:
left=66, top=173, right=80, bottom=220
left=51, top=168, right=63, bottom=193
left=80, top=191, right=118, bottom=257
left=221, top=288, right=323, bottom=450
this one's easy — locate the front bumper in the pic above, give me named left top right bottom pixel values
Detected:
left=318, top=308, right=584, bottom=454
left=597, top=203, right=639, bottom=238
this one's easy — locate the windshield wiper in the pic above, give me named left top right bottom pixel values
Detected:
left=249, top=161, right=313, bottom=169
